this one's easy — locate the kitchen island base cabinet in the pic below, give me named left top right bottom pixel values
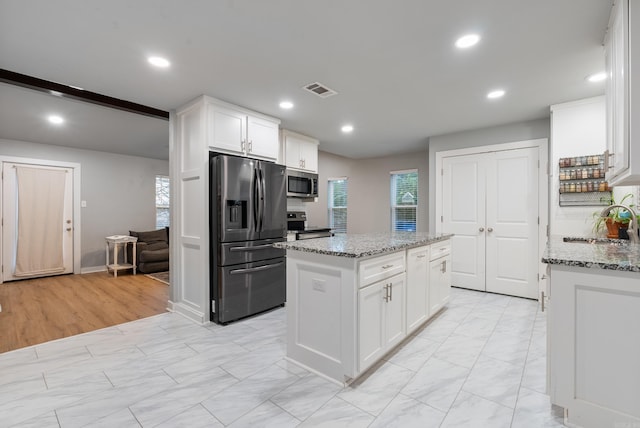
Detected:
left=549, top=265, right=640, bottom=428
left=284, top=235, right=452, bottom=385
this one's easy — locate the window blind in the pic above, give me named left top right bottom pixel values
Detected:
left=328, top=178, right=348, bottom=233
left=390, top=170, right=418, bottom=231
left=156, top=175, right=170, bottom=228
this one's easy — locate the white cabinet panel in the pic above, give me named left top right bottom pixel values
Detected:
left=208, top=104, right=245, bottom=155
left=208, top=101, right=279, bottom=160
left=406, top=246, right=429, bottom=333
left=384, top=274, right=406, bottom=349
left=358, top=273, right=406, bottom=373
left=605, top=0, right=640, bottom=185
left=429, top=254, right=450, bottom=316
left=247, top=115, right=279, bottom=160
left=281, top=130, right=319, bottom=172
left=358, top=280, right=386, bottom=370
left=549, top=265, right=640, bottom=427
left=359, top=251, right=406, bottom=288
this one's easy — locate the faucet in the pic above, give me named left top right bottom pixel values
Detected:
left=600, top=204, right=639, bottom=243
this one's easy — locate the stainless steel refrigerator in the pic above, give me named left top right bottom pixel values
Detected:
left=209, top=153, right=287, bottom=324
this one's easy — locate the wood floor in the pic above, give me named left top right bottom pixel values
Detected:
left=0, top=272, right=169, bottom=354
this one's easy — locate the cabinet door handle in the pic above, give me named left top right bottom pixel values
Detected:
left=441, top=260, right=447, bottom=273
left=487, top=227, right=493, bottom=232
left=389, top=283, right=393, bottom=301
left=381, top=264, right=394, bottom=269
left=479, top=227, right=485, bottom=232
left=604, top=149, right=613, bottom=170
left=248, top=140, right=253, bottom=152
left=383, top=284, right=389, bottom=302
left=241, top=140, right=246, bottom=152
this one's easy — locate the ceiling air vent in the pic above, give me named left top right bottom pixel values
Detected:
left=302, top=82, right=337, bottom=98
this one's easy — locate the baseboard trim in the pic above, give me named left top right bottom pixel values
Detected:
left=80, top=266, right=107, bottom=274
left=168, top=300, right=206, bottom=324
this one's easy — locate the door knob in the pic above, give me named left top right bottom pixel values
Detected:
left=479, top=227, right=485, bottom=232
left=487, top=227, right=493, bottom=232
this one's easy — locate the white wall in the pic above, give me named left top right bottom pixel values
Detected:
left=550, top=97, right=607, bottom=236
left=305, top=149, right=429, bottom=233
left=428, top=118, right=551, bottom=231
left=0, top=138, right=169, bottom=270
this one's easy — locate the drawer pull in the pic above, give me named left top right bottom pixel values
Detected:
left=417, top=254, right=426, bottom=259
left=381, top=264, right=394, bottom=269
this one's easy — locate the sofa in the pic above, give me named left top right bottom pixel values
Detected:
left=128, top=228, right=169, bottom=274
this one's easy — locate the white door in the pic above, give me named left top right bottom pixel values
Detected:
left=2, top=162, right=74, bottom=282
left=485, top=148, right=540, bottom=298
left=441, top=154, right=486, bottom=291
left=441, top=146, right=540, bottom=299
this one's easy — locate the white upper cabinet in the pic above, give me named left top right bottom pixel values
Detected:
left=605, top=0, right=640, bottom=185
left=281, top=129, right=319, bottom=173
left=206, top=98, right=280, bottom=161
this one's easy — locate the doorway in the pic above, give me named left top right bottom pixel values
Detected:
left=435, top=139, right=548, bottom=300
left=0, top=157, right=81, bottom=283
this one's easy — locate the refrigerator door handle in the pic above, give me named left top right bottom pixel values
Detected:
left=229, top=244, right=275, bottom=252
left=253, top=167, right=260, bottom=231
left=229, top=261, right=284, bottom=275
left=258, top=166, right=265, bottom=232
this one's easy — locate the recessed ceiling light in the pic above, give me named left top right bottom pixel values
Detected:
left=48, top=115, right=64, bottom=125
left=455, top=34, right=480, bottom=49
left=487, top=89, right=506, bottom=99
left=148, top=56, right=170, bottom=68
left=341, top=124, right=354, bottom=133
left=279, top=101, right=294, bottom=109
left=587, top=72, right=606, bottom=83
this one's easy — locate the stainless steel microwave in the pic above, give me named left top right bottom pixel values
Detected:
left=286, top=169, right=318, bottom=198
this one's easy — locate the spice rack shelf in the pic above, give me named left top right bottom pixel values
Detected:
left=558, top=154, right=612, bottom=207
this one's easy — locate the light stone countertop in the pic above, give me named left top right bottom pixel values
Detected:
left=273, top=232, right=453, bottom=258
left=542, top=236, right=640, bottom=272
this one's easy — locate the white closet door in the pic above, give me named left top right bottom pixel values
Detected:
left=485, top=148, right=539, bottom=299
left=441, top=154, right=486, bottom=291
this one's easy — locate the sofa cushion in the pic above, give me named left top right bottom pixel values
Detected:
left=130, top=228, right=167, bottom=244
left=139, top=248, right=169, bottom=263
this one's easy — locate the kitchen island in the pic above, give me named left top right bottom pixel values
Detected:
left=542, top=237, right=640, bottom=428
left=275, top=232, right=452, bottom=385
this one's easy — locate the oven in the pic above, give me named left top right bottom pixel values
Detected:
left=287, top=211, right=333, bottom=240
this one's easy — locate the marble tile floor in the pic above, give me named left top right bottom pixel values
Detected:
left=0, top=287, right=565, bottom=427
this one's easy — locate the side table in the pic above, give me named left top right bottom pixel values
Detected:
left=105, top=235, right=138, bottom=277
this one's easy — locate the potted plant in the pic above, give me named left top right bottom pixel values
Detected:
left=592, top=193, right=637, bottom=238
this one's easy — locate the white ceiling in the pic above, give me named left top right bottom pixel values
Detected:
left=0, top=0, right=613, bottom=161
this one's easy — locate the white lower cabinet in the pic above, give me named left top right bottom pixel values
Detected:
left=358, top=273, right=406, bottom=373
left=429, top=252, right=451, bottom=316
left=549, top=265, right=640, bottom=427
left=406, top=246, right=429, bottom=333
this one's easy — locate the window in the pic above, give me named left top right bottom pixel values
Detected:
left=156, top=175, right=170, bottom=228
left=328, top=178, right=348, bottom=233
left=390, top=170, right=418, bottom=231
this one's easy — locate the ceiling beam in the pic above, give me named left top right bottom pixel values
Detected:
left=0, top=69, right=170, bottom=121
